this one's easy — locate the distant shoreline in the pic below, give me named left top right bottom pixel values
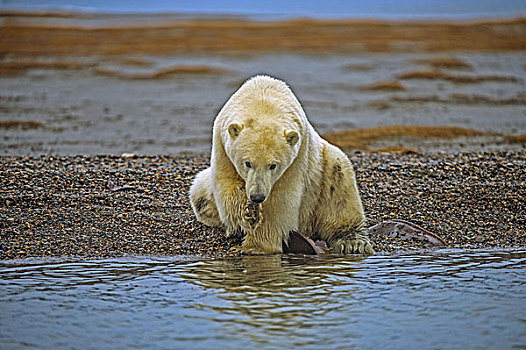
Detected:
left=2, top=13, right=525, bottom=57
left=1, top=2, right=525, bottom=21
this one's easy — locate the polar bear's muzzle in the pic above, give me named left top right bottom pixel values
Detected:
left=250, top=193, right=266, bottom=203
left=248, top=182, right=267, bottom=203
left=246, top=170, right=271, bottom=204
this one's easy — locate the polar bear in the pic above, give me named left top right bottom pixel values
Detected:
left=189, top=75, right=373, bottom=255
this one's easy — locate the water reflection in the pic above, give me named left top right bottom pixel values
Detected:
left=1, top=250, right=525, bottom=350
left=179, top=255, right=365, bottom=344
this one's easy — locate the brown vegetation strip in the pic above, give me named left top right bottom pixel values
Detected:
left=505, top=135, right=526, bottom=144
left=396, top=69, right=519, bottom=83
left=0, top=120, right=44, bottom=129
left=115, top=56, right=152, bottom=67
left=367, top=146, right=420, bottom=154
left=360, top=81, right=406, bottom=91
left=323, top=125, right=488, bottom=150
left=1, top=15, right=525, bottom=56
left=412, top=57, right=473, bottom=70
left=390, top=93, right=526, bottom=105
left=0, top=60, right=95, bottom=76
left=343, top=63, right=375, bottom=71
left=93, top=65, right=230, bottom=79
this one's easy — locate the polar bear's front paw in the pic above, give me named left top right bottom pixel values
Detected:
left=240, top=246, right=267, bottom=255
left=244, top=201, right=262, bottom=228
left=331, top=236, right=374, bottom=255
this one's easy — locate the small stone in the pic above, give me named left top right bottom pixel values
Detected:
left=121, top=153, right=137, bottom=158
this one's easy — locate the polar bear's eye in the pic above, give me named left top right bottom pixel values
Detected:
left=269, top=163, right=277, bottom=170
left=245, top=161, right=252, bottom=168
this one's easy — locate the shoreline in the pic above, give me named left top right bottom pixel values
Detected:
left=1, top=151, right=524, bottom=260
left=2, top=14, right=526, bottom=57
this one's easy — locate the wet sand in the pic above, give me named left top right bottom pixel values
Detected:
left=2, top=50, right=525, bottom=155
left=1, top=12, right=525, bottom=258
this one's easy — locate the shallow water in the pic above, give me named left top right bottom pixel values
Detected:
left=1, top=249, right=525, bottom=350
left=3, top=0, right=526, bottom=19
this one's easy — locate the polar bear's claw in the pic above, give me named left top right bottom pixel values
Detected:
left=332, top=235, right=374, bottom=255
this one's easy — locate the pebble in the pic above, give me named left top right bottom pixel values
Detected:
left=0, top=152, right=524, bottom=259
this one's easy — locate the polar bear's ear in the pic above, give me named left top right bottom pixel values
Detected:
left=284, top=130, right=299, bottom=146
left=228, top=122, right=244, bottom=138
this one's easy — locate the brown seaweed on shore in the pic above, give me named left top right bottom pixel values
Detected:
left=322, top=125, right=488, bottom=151
left=396, top=69, right=519, bottom=83
left=368, top=93, right=526, bottom=109
left=0, top=59, right=95, bottom=76
left=343, top=63, right=375, bottom=71
left=92, top=65, right=230, bottom=79
left=1, top=15, right=525, bottom=57
left=360, top=80, right=407, bottom=91
left=0, top=120, right=44, bottom=129
left=504, top=135, right=526, bottom=144
left=412, top=57, right=473, bottom=70
left=113, top=56, right=152, bottom=67
left=389, top=93, right=526, bottom=105
left=369, top=146, right=420, bottom=154
left=367, top=100, right=392, bottom=110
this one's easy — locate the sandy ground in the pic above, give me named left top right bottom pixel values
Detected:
left=1, top=13, right=525, bottom=156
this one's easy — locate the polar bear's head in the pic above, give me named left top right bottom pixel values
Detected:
left=225, top=118, right=300, bottom=203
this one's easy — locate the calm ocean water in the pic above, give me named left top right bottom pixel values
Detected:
left=2, top=0, right=526, bottom=19
left=1, top=249, right=525, bottom=349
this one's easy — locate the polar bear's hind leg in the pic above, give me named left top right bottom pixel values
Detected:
left=189, top=168, right=222, bottom=227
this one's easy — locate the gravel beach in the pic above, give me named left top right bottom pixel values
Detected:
left=1, top=152, right=524, bottom=260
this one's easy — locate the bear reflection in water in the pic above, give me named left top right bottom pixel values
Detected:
left=190, top=75, right=373, bottom=255
left=179, top=254, right=367, bottom=344
left=181, top=254, right=364, bottom=314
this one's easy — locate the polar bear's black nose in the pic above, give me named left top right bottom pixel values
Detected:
left=250, top=194, right=266, bottom=203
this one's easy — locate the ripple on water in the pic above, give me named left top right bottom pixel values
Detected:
left=1, top=249, right=525, bottom=350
